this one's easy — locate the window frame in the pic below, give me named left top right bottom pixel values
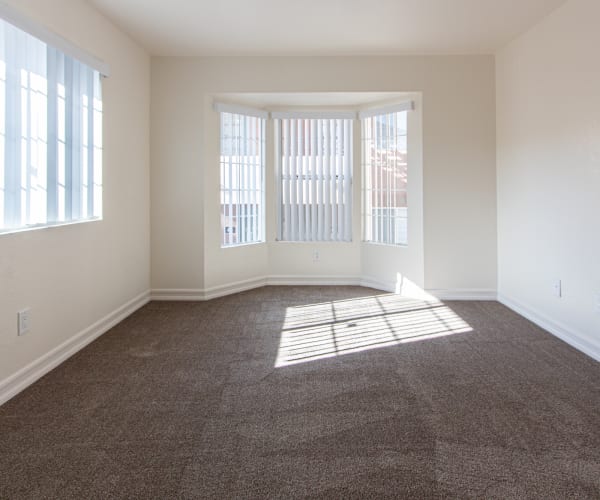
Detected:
left=274, top=114, right=353, bottom=243
left=0, top=9, right=107, bottom=235
left=218, top=108, right=266, bottom=248
left=361, top=105, right=410, bottom=247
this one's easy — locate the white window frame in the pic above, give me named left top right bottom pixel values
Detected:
left=217, top=104, right=266, bottom=247
left=361, top=102, right=412, bottom=246
left=0, top=7, right=108, bottom=234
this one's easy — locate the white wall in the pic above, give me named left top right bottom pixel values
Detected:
left=151, top=56, right=497, bottom=296
left=496, top=0, right=600, bottom=358
left=0, top=0, right=151, bottom=386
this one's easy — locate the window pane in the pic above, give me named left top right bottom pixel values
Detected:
left=219, top=111, right=265, bottom=247
left=362, top=110, right=408, bottom=245
left=276, top=117, right=352, bottom=242
left=0, top=17, right=102, bottom=233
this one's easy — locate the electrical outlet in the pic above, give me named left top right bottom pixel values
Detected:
left=17, top=308, right=31, bottom=336
left=552, top=280, right=562, bottom=298
left=313, top=250, right=320, bottom=262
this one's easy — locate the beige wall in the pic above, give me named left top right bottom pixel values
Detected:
left=496, top=0, right=600, bottom=357
left=0, top=0, right=151, bottom=383
left=151, top=55, right=497, bottom=294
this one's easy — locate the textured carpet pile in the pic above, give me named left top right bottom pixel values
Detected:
left=1, top=286, right=599, bottom=498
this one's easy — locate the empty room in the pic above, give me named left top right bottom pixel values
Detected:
left=0, top=0, right=599, bottom=497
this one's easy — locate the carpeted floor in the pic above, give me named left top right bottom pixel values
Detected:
left=1, top=286, right=599, bottom=499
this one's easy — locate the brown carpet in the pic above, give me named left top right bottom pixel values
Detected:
left=1, top=286, right=599, bottom=499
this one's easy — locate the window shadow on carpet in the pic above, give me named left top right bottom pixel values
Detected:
left=276, top=293, right=473, bottom=367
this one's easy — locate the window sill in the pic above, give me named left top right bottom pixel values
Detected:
left=221, top=241, right=266, bottom=249
left=274, top=240, right=354, bottom=244
left=0, top=217, right=103, bottom=237
left=362, top=241, right=408, bottom=248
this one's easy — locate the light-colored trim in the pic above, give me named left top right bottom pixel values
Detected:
left=152, top=276, right=364, bottom=301
left=0, top=2, right=110, bottom=76
left=271, top=110, right=357, bottom=120
left=359, top=276, right=397, bottom=293
left=152, top=277, right=498, bottom=302
left=427, top=289, right=497, bottom=300
left=358, top=101, right=415, bottom=119
left=0, top=290, right=150, bottom=406
left=0, top=217, right=102, bottom=237
left=267, top=275, right=362, bottom=286
left=204, top=277, right=267, bottom=300
left=213, top=101, right=269, bottom=119
left=498, top=293, right=600, bottom=363
left=151, top=277, right=268, bottom=301
left=150, top=288, right=206, bottom=301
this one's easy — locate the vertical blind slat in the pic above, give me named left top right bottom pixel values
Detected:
left=344, top=121, right=352, bottom=241
left=310, top=119, right=317, bottom=241
left=324, top=119, right=330, bottom=240
left=331, top=119, right=338, bottom=241
left=297, top=119, right=304, bottom=240
left=317, top=119, right=323, bottom=241
left=275, top=119, right=282, bottom=241
left=284, top=119, right=291, bottom=241
left=86, top=67, right=94, bottom=219
left=227, top=114, right=234, bottom=245
left=304, top=120, right=310, bottom=241
left=386, top=113, right=391, bottom=243
left=260, top=119, right=265, bottom=241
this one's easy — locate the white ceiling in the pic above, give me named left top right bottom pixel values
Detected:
left=87, top=0, right=566, bottom=56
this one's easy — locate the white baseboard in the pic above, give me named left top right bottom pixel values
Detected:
left=152, top=278, right=498, bottom=303
left=152, top=277, right=268, bottom=301
left=427, top=288, right=497, bottom=301
left=204, top=276, right=267, bottom=300
left=498, top=293, right=600, bottom=362
left=267, top=275, right=363, bottom=287
left=152, top=276, right=363, bottom=301
left=150, top=288, right=205, bottom=301
left=0, top=290, right=150, bottom=406
left=359, top=276, right=397, bottom=293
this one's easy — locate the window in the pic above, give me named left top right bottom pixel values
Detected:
left=362, top=106, right=409, bottom=245
left=0, top=15, right=103, bottom=233
left=275, top=115, right=353, bottom=242
left=219, top=109, right=265, bottom=246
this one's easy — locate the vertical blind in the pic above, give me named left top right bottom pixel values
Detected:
left=275, top=117, right=353, bottom=242
left=362, top=110, right=408, bottom=245
left=219, top=111, right=265, bottom=246
left=0, top=16, right=102, bottom=232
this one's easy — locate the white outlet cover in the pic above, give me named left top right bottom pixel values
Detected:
left=552, top=280, right=562, bottom=298
left=17, top=309, right=31, bottom=336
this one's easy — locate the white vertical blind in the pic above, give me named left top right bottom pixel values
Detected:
left=276, top=117, right=352, bottom=242
left=0, top=16, right=102, bottom=233
left=220, top=111, right=265, bottom=246
left=362, top=110, right=408, bottom=245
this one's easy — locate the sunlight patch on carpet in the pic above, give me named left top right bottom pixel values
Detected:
left=275, top=294, right=473, bottom=367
